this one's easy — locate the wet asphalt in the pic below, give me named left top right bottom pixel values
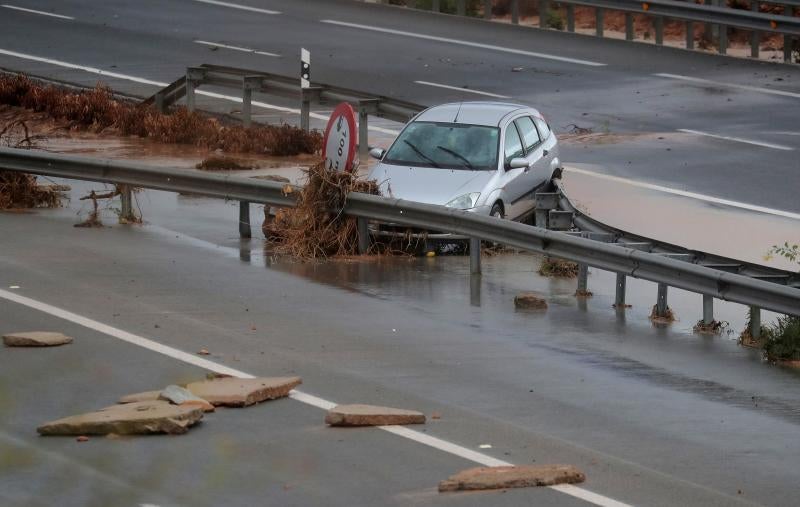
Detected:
left=1, top=183, right=799, bottom=506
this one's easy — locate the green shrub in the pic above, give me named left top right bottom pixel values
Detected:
left=545, top=9, right=564, bottom=30
left=763, top=315, right=800, bottom=362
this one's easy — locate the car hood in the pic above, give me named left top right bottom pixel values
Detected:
left=369, top=163, right=494, bottom=206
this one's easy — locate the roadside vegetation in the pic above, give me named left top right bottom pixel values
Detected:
left=0, top=74, right=321, bottom=156
left=0, top=73, right=321, bottom=212
left=753, top=243, right=800, bottom=364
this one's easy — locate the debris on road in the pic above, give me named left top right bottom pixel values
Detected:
left=196, top=155, right=258, bottom=171
left=37, top=401, right=204, bottom=436
left=118, top=390, right=161, bottom=404
left=325, top=404, right=426, bottom=426
left=649, top=305, right=676, bottom=324
left=186, top=376, right=301, bottom=407
left=3, top=331, right=73, bottom=347
left=538, top=257, right=579, bottom=278
left=197, top=348, right=210, bottom=355
left=159, top=385, right=215, bottom=413
left=263, top=161, right=380, bottom=259
left=438, top=465, right=586, bottom=492
left=514, top=293, right=548, bottom=310
left=76, top=436, right=89, bottom=443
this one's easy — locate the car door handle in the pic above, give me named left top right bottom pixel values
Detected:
left=542, top=149, right=549, bottom=157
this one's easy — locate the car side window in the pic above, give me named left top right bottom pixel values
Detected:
left=515, top=117, right=541, bottom=152
left=533, top=117, right=550, bottom=140
left=503, top=125, right=524, bottom=165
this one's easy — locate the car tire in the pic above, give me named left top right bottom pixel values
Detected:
left=490, top=202, right=504, bottom=220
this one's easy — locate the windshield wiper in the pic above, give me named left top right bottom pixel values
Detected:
left=403, top=140, right=440, bottom=168
left=436, top=145, right=474, bottom=169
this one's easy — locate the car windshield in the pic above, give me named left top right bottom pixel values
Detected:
left=383, top=122, right=499, bottom=171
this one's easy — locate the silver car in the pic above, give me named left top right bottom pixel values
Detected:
left=368, top=101, right=561, bottom=221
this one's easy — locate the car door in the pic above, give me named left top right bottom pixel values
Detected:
left=498, top=121, right=528, bottom=219
left=507, top=116, right=546, bottom=219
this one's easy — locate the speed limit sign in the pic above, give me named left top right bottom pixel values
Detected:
left=322, top=103, right=358, bottom=173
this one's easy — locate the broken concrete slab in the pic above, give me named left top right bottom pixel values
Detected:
left=325, top=404, right=426, bottom=426
left=118, top=390, right=162, bottom=404
left=514, top=293, right=548, bottom=310
left=159, top=385, right=215, bottom=412
left=186, top=376, right=301, bottom=407
left=37, top=401, right=204, bottom=436
left=3, top=331, right=73, bottom=347
left=438, top=465, right=586, bottom=492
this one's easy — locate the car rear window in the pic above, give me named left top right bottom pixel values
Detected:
left=383, top=122, right=500, bottom=171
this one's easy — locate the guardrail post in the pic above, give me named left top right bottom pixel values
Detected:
left=239, top=201, right=251, bottom=238
left=185, top=73, right=196, bottom=112
left=432, top=0, right=440, bottom=12
left=242, top=85, right=252, bottom=128
left=703, top=295, right=714, bottom=325
left=750, top=0, right=760, bottom=58
left=119, top=185, right=134, bottom=223
left=625, top=13, right=634, bottom=40
left=615, top=273, right=627, bottom=307
left=359, top=107, right=369, bottom=164
left=655, top=283, right=669, bottom=318
left=686, top=21, right=694, bottom=49
left=783, top=6, right=794, bottom=63
left=750, top=306, right=761, bottom=339
left=596, top=8, right=604, bottom=37
left=484, top=0, right=492, bottom=19
left=655, top=17, right=664, bottom=45
left=457, top=0, right=466, bottom=16
left=719, top=25, right=728, bottom=55
left=469, top=237, right=481, bottom=275
left=185, top=67, right=206, bottom=112
left=567, top=4, right=575, bottom=32
left=540, top=0, right=549, bottom=29
left=534, top=192, right=559, bottom=229
left=511, top=0, right=519, bottom=24
left=154, top=92, right=166, bottom=114
left=242, top=76, right=262, bottom=128
left=300, top=88, right=311, bottom=132
left=357, top=217, right=370, bottom=254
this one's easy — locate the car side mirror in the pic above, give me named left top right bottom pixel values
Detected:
left=369, top=147, right=385, bottom=160
left=507, top=158, right=529, bottom=169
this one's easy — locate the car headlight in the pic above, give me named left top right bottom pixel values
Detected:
left=445, top=192, right=480, bottom=210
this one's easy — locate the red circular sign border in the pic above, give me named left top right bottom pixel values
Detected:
left=322, top=102, right=358, bottom=174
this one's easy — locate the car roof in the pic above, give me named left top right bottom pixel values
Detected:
left=413, top=102, right=538, bottom=127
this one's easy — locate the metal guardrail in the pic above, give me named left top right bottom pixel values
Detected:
left=143, top=64, right=426, bottom=162
left=364, top=0, right=799, bottom=63
left=2, top=147, right=799, bottom=322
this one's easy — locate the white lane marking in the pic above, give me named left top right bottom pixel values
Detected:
left=190, top=0, right=279, bottom=15
left=678, top=128, right=794, bottom=151
left=654, top=73, right=800, bottom=100
left=414, top=80, right=510, bottom=99
left=566, top=166, right=800, bottom=221
left=320, top=19, right=607, bottom=67
left=1, top=4, right=73, bottom=20
left=0, top=48, right=166, bottom=86
left=768, top=131, right=800, bottom=136
left=194, top=40, right=280, bottom=57
left=0, top=48, right=400, bottom=135
left=0, top=287, right=631, bottom=507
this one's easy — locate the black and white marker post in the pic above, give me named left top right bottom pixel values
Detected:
left=300, top=48, right=312, bottom=131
